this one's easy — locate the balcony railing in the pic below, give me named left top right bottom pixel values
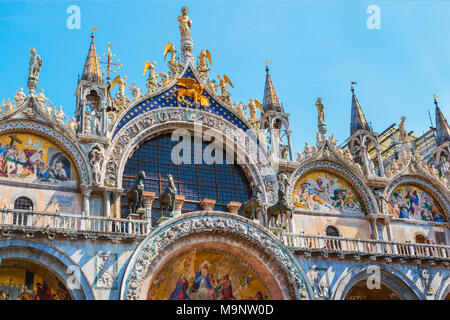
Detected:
left=0, top=208, right=149, bottom=237
left=282, top=233, right=450, bottom=260
left=0, top=208, right=448, bottom=260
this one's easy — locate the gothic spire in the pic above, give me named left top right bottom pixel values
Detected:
left=434, top=96, right=450, bottom=146
left=350, top=82, right=371, bottom=135
left=81, top=32, right=104, bottom=84
left=263, top=66, right=283, bottom=112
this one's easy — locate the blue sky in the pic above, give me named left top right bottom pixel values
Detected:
left=0, top=0, right=449, bottom=153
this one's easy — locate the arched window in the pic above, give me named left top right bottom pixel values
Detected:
left=14, top=197, right=33, bottom=211
left=325, top=226, right=340, bottom=237
left=122, top=134, right=252, bottom=220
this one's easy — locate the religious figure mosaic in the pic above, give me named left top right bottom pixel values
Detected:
left=0, top=133, right=77, bottom=187
left=292, top=171, right=364, bottom=214
left=147, top=248, right=270, bottom=300
left=388, top=184, right=444, bottom=222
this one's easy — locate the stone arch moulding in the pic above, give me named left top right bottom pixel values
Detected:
left=119, top=211, right=314, bottom=300
left=0, top=120, right=91, bottom=186
left=0, top=239, right=95, bottom=300
left=103, top=107, right=279, bottom=203
left=332, top=263, right=424, bottom=300
left=287, top=160, right=377, bottom=215
left=435, top=275, right=450, bottom=300
left=384, top=175, right=450, bottom=221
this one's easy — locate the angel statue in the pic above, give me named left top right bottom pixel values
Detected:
left=14, top=88, right=27, bottom=107
left=315, top=97, right=325, bottom=127
left=29, top=48, right=43, bottom=79
left=197, top=49, right=212, bottom=81
left=217, top=75, right=234, bottom=99
left=109, top=75, right=130, bottom=110
left=143, top=61, right=158, bottom=94
left=247, top=98, right=263, bottom=130
left=164, top=42, right=180, bottom=76
left=178, top=6, right=192, bottom=39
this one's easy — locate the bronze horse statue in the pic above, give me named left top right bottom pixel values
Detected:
left=242, top=185, right=263, bottom=220
left=126, top=170, right=146, bottom=214
left=267, top=189, right=293, bottom=228
left=158, top=174, right=177, bottom=212
left=267, top=173, right=293, bottom=228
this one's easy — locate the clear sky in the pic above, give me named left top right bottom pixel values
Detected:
left=0, top=0, right=449, bottom=154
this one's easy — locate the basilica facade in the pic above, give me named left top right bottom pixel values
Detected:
left=0, top=7, right=449, bottom=301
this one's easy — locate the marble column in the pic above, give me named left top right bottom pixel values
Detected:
left=173, top=195, right=186, bottom=216
left=143, top=191, right=156, bottom=223
left=103, top=191, right=111, bottom=218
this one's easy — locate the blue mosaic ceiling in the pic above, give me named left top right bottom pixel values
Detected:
left=113, top=66, right=249, bottom=136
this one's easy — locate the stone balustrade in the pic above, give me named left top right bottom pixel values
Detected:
left=0, top=208, right=149, bottom=237
left=282, top=233, right=450, bottom=261
left=1, top=208, right=448, bottom=262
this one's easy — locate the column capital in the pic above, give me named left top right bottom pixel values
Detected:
left=199, top=198, right=216, bottom=211
left=80, top=185, right=92, bottom=197
left=226, top=201, right=242, bottom=214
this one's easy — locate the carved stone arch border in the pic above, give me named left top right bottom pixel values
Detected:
left=384, top=175, right=450, bottom=221
left=331, top=263, right=424, bottom=300
left=119, top=211, right=313, bottom=300
left=0, top=239, right=95, bottom=300
left=435, top=274, right=450, bottom=300
left=0, top=120, right=91, bottom=186
left=287, top=160, right=377, bottom=214
left=103, top=107, right=278, bottom=203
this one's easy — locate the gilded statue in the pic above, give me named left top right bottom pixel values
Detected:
left=206, top=78, right=218, bottom=94
left=117, top=76, right=128, bottom=99
left=246, top=98, right=262, bottom=130
left=143, top=61, right=158, bottom=94
left=178, top=6, right=192, bottom=39
left=315, top=97, right=325, bottom=126
left=164, top=42, right=180, bottom=76
left=168, top=78, right=209, bottom=107
left=217, top=75, right=234, bottom=98
left=198, top=48, right=212, bottom=70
